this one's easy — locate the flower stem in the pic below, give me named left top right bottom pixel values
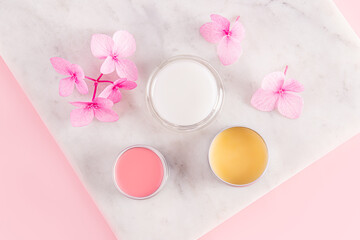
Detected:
left=91, top=74, right=103, bottom=101
left=97, top=74, right=103, bottom=81
left=98, top=80, right=113, bottom=83
left=284, top=65, right=288, bottom=75
left=88, top=74, right=113, bottom=101
left=92, top=82, right=98, bottom=101
left=85, top=76, right=113, bottom=83
left=85, top=76, right=96, bottom=81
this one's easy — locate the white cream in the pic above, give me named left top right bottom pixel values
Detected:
left=151, top=58, right=219, bottom=126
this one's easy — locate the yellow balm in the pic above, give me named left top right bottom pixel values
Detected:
left=209, top=127, right=268, bottom=186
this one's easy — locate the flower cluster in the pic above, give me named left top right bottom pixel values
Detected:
left=201, top=14, right=304, bottom=119
left=50, top=31, right=138, bottom=127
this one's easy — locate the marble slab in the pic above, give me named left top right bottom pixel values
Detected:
left=1, top=0, right=360, bottom=239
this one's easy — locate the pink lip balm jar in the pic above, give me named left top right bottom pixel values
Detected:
left=113, top=145, right=169, bottom=200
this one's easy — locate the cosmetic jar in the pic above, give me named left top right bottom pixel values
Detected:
left=113, top=145, right=169, bottom=199
left=147, top=55, right=224, bottom=132
left=208, top=126, right=268, bottom=187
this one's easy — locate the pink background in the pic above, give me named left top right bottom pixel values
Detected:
left=0, top=1, right=359, bottom=239
left=0, top=57, right=116, bottom=239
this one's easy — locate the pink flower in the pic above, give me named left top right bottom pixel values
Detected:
left=70, top=97, right=119, bottom=127
left=99, top=79, right=137, bottom=103
left=91, top=31, right=138, bottom=81
left=50, top=57, right=88, bottom=97
left=200, top=14, right=245, bottom=66
left=251, top=66, right=304, bottom=119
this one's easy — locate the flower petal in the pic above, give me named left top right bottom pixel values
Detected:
left=112, top=78, right=127, bottom=85
left=100, top=56, right=116, bottom=74
left=93, top=97, right=114, bottom=109
left=98, top=84, right=114, bottom=98
left=75, top=78, right=88, bottom=95
left=70, top=101, right=91, bottom=107
left=50, top=57, right=72, bottom=75
left=217, top=36, right=242, bottom=65
left=115, top=59, right=138, bottom=81
left=94, top=108, right=119, bottom=122
left=262, top=72, right=285, bottom=92
left=210, top=14, right=230, bottom=31
left=230, top=17, right=245, bottom=42
left=91, top=34, right=114, bottom=59
left=98, top=85, right=122, bottom=103
left=251, top=88, right=279, bottom=112
left=200, top=22, right=226, bottom=43
left=59, top=77, right=75, bottom=97
left=108, top=89, right=122, bottom=103
left=70, top=107, right=94, bottom=127
left=116, top=79, right=137, bottom=90
left=283, top=78, right=304, bottom=93
left=277, top=92, right=303, bottom=119
left=68, top=64, right=84, bottom=79
left=113, top=31, right=136, bottom=58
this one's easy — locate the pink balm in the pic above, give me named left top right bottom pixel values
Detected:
left=114, top=146, right=167, bottom=199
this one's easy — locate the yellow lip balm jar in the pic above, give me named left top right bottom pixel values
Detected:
left=208, top=127, right=268, bottom=186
